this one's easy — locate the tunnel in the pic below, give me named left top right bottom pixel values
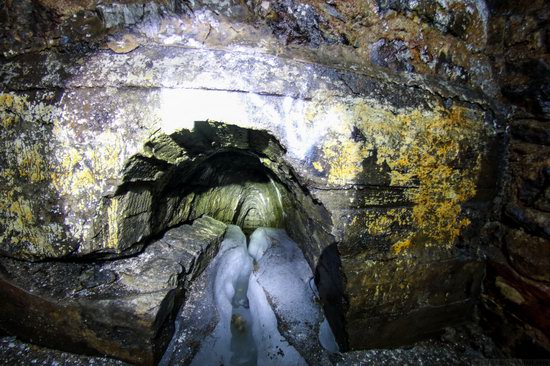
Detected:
left=106, top=120, right=334, bottom=263
left=5, top=0, right=546, bottom=362
left=105, top=121, right=347, bottom=362
left=169, top=150, right=285, bottom=235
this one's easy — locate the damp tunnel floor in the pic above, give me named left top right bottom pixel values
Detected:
left=160, top=225, right=338, bottom=366
left=0, top=219, right=509, bottom=365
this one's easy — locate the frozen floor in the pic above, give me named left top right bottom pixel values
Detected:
left=162, top=226, right=336, bottom=366
left=0, top=225, right=507, bottom=365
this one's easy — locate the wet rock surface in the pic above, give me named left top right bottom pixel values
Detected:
left=1, top=0, right=548, bottom=361
left=159, top=244, right=219, bottom=365
left=0, top=216, right=226, bottom=365
left=340, top=251, right=484, bottom=350
left=0, top=336, right=130, bottom=366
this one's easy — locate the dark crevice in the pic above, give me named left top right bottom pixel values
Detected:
left=315, top=242, right=349, bottom=352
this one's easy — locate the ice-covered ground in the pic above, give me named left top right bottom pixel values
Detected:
left=190, top=225, right=256, bottom=366
left=249, top=228, right=337, bottom=365
left=0, top=226, right=504, bottom=366
left=162, top=225, right=337, bottom=365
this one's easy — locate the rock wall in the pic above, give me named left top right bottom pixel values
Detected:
left=1, top=0, right=545, bottom=358
left=0, top=216, right=227, bottom=365
left=480, top=0, right=550, bottom=357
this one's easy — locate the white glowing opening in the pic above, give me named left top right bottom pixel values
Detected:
left=159, top=88, right=250, bottom=134
left=159, top=88, right=344, bottom=161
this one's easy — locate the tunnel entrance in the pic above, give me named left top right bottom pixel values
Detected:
left=161, top=148, right=342, bottom=364
left=105, top=121, right=345, bottom=361
left=106, top=121, right=335, bottom=269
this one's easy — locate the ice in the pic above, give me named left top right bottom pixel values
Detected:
left=319, top=317, right=340, bottom=354
left=248, top=272, right=306, bottom=365
left=251, top=228, right=320, bottom=331
left=185, top=226, right=332, bottom=366
left=247, top=228, right=271, bottom=261
left=213, top=225, right=252, bottom=321
left=249, top=228, right=332, bottom=365
left=191, top=225, right=253, bottom=366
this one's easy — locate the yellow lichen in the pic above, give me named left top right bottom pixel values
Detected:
left=319, top=100, right=488, bottom=252
left=106, top=198, right=119, bottom=249
left=9, top=197, right=35, bottom=229
left=374, top=106, right=482, bottom=249
left=365, top=208, right=411, bottom=236
left=0, top=93, right=64, bottom=256
left=0, top=190, right=59, bottom=257
left=312, top=161, right=324, bottom=172
left=2, top=115, right=15, bottom=128
left=0, top=94, right=14, bottom=106
left=1, top=94, right=17, bottom=128
left=392, top=238, right=412, bottom=254
left=390, top=107, right=482, bottom=246
left=50, top=127, right=124, bottom=229
left=321, top=138, right=371, bottom=184
left=15, top=141, right=48, bottom=183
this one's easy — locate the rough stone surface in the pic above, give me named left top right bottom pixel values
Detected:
left=0, top=0, right=497, bottom=96
left=341, top=251, right=483, bottom=349
left=335, top=323, right=506, bottom=365
left=0, top=336, right=130, bottom=366
left=0, top=216, right=226, bottom=365
left=159, top=247, right=219, bottom=366
left=3, top=0, right=545, bottom=360
left=479, top=0, right=550, bottom=357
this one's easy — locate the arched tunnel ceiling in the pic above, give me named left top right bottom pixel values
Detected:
left=94, top=121, right=334, bottom=267
left=183, top=152, right=285, bottom=234
left=0, top=33, right=501, bottom=259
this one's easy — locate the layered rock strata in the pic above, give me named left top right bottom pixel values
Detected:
left=0, top=0, right=514, bottom=358
left=0, top=217, right=226, bottom=365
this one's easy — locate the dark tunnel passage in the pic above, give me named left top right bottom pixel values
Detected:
left=171, top=150, right=286, bottom=235
left=108, top=121, right=335, bottom=265
left=107, top=121, right=349, bottom=355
